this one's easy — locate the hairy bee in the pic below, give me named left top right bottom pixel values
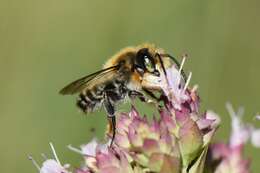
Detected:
left=59, top=43, right=186, bottom=145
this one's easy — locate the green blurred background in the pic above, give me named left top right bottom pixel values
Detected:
left=1, top=0, right=260, bottom=172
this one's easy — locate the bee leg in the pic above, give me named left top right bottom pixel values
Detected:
left=110, top=116, right=116, bottom=147
left=104, top=97, right=116, bottom=147
left=143, top=88, right=161, bottom=101
left=128, top=90, right=146, bottom=102
left=128, top=90, right=160, bottom=108
left=142, top=89, right=163, bottom=109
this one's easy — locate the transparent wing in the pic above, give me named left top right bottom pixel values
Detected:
left=59, top=65, right=119, bottom=95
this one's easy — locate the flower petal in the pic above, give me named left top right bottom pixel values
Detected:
left=148, top=153, right=180, bottom=173
left=81, top=138, right=98, bottom=156
left=40, top=160, right=69, bottom=173
left=178, top=118, right=203, bottom=168
left=251, top=129, right=260, bottom=147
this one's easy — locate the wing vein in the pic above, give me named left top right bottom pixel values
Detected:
left=59, top=65, right=119, bottom=95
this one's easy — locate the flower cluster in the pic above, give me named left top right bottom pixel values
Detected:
left=206, top=103, right=260, bottom=173
left=30, top=57, right=260, bottom=173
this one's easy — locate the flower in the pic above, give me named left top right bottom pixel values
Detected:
left=226, top=102, right=260, bottom=148
left=40, top=160, right=70, bottom=173
left=160, top=56, right=191, bottom=110
left=31, top=56, right=259, bottom=173
left=206, top=103, right=260, bottom=173
left=69, top=139, right=135, bottom=173
left=115, top=107, right=181, bottom=173
left=29, top=143, right=71, bottom=173
left=111, top=60, right=219, bottom=172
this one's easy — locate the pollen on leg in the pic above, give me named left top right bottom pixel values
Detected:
left=106, top=117, right=113, bottom=138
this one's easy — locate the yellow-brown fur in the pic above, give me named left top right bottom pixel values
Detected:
left=103, top=43, right=164, bottom=68
left=103, top=43, right=169, bottom=91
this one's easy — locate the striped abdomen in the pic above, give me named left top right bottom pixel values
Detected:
left=76, top=80, right=128, bottom=113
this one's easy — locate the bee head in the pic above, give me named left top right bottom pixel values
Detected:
left=135, top=48, right=160, bottom=76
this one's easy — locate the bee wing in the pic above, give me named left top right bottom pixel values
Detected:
left=59, top=65, right=119, bottom=95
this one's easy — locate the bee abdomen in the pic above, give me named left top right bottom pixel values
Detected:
left=104, top=81, right=128, bottom=102
left=77, top=90, right=103, bottom=113
left=76, top=80, right=128, bottom=113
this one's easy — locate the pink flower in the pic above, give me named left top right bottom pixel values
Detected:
left=81, top=138, right=99, bottom=156
left=112, top=58, right=220, bottom=172
left=209, top=144, right=250, bottom=173
left=160, top=56, right=191, bottom=110
left=29, top=143, right=71, bottom=173
left=40, top=160, right=70, bottom=173
left=251, top=129, right=260, bottom=147
left=207, top=103, right=260, bottom=173
left=79, top=138, right=109, bottom=157
left=255, top=115, right=260, bottom=121
left=68, top=138, right=110, bottom=171
left=31, top=54, right=259, bottom=173
left=226, top=103, right=260, bottom=148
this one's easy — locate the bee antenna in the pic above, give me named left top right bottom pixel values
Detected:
left=160, top=53, right=187, bottom=82
left=156, top=53, right=167, bottom=76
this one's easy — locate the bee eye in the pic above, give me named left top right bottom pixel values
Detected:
left=136, top=48, right=155, bottom=73
left=144, top=56, right=154, bottom=72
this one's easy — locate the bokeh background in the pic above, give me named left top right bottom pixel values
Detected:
left=1, top=0, right=260, bottom=172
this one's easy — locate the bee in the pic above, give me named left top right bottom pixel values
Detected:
left=59, top=43, right=186, bottom=146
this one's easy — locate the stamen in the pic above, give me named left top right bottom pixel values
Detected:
left=28, top=155, right=40, bottom=171
left=183, top=72, right=192, bottom=92
left=67, top=145, right=83, bottom=155
left=49, top=142, right=61, bottom=165
left=68, top=145, right=97, bottom=158
left=41, top=153, right=48, bottom=160
left=237, top=107, right=245, bottom=118
left=226, top=102, right=236, bottom=118
left=178, top=54, right=187, bottom=76
left=191, top=84, right=198, bottom=93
